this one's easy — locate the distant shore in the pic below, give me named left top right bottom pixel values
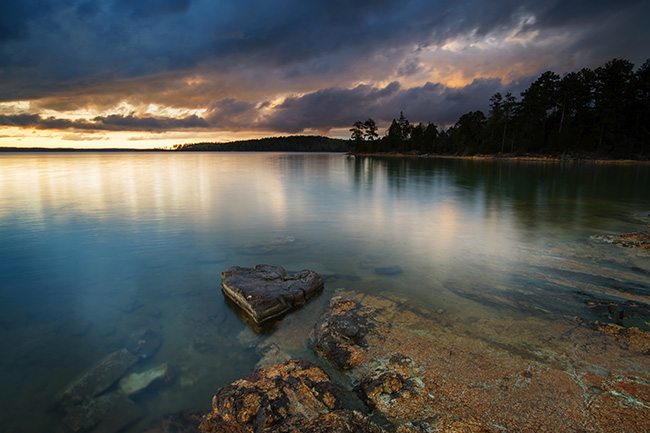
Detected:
left=348, top=151, right=650, bottom=164
left=2, top=146, right=649, bottom=164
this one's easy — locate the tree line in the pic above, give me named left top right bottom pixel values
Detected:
left=350, top=58, right=650, bottom=158
left=177, top=135, right=348, bottom=152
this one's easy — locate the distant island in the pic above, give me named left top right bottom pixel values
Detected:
left=0, top=136, right=348, bottom=153
left=173, top=135, right=348, bottom=152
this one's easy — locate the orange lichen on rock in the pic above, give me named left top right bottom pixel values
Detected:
left=310, top=292, right=650, bottom=432
left=593, top=226, right=650, bottom=252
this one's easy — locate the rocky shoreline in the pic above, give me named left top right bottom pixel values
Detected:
left=151, top=287, right=650, bottom=433
left=54, top=252, right=650, bottom=433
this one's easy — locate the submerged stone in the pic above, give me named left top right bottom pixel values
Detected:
left=221, top=264, right=324, bottom=325
left=118, top=363, right=173, bottom=396
left=125, top=328, right=163, bottom=359
left=54, top=348, right=138, bottom=408
left=63, top=391, right=143, bottom=433
left=374, top=265, right=403, bottom=276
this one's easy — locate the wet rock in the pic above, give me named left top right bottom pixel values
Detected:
left=54, top=348, right=138, bottom=408
left=142, top=411, right=204, bottom=433
left=577, top=318, right=650, bottom=354
left=125, top=328, right=163, bottom=359
left=374, top=265, right=403, bottom=276
left=310, top=296, right=383, bottom=370
left=394, top=417, right=498, bottom=433
left=356, top=354, right=434, bottom=423
left=118, top=363, right=173, bottom=396
left=63, top=391, right=143, bottom=433
left=221, top=265, right=324, bottom=325
left=592, top=227, right=650, bottom=252
left=199, top=359, right=383, bottom=433
left=576, top=292, right=650, bottom=332
left=299, top=410, right=387, bottom=433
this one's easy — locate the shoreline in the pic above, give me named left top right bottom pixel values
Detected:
left=348, top=152, right=650, bottom=164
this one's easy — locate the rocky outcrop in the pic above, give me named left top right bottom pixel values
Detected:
left=356, top=353, right=434, bottom=423
left=310, top=297, right=383, bottom=370
left=221, top=265, right=324, bottom=325
left=198, top=360, right=383, bottom=433
left=309, top=292, right=650, bottom=431
left=201, top=285, right=650, bottom=433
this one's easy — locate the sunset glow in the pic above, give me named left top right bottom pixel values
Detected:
left=1, top=0, right=649, bottom=148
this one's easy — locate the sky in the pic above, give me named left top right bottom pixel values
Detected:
left=1, top=0, right=649, bottom=149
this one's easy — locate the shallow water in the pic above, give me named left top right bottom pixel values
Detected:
left=1, top=152, right=649, bottom=432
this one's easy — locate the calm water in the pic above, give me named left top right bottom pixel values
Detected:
left=1, top=152, right=649, bottom=432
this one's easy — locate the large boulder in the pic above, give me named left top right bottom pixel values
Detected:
left=198, top=359, right=384, bottom=433
left=221, top=265, right=324, bottom=325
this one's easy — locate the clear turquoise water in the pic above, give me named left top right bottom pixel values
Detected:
left=1, top=152, right=649, bottom=432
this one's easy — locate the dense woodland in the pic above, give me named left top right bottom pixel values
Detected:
left=351, top=58, right=650, bottom=158
left=176, top=135, right=348, bottom=152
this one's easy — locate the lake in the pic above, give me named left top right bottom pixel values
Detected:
left=1, top=152, right=649, bottom=432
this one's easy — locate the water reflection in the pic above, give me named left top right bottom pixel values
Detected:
left=0, top=153, right=649, bottom=432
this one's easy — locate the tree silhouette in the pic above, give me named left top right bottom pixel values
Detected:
left=349, top=57, right=649, bottom=158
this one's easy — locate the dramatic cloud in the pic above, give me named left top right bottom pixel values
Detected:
left=0, top=113, right=208, bottom=131
left=1, top=0, right=648, bottom=146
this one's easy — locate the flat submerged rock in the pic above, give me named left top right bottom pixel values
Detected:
left=221, top=264, right=324, bottom=325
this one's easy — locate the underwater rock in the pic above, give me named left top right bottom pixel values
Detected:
left=54, top=348, right=138, bottom=408
left=63, top=391, right=143, bottom=433
left=254, top=342, right=292, bottom=369
left=118, top=363, right=173, bottom=396
left=374, top=265, right=403, bottom=276
left=310, top=296, right=381, bottom=370
left=141, top=411, right=204, bottom=433
left=199, top=359, right=383, bottom=433
left=576, top=292, right=650, bottom=329
left=239, top=236, right=307, bottom=256
left=221, top=264, right=324, bottom=325
left=125, top=328, right=163, bottom=359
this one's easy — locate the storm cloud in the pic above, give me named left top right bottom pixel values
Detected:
left=1, top=0, right=648, bottom=143
left=0, top=113, right=209, bottom=131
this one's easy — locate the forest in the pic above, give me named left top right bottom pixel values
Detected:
left=350, top=58, right=650, bottom=158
